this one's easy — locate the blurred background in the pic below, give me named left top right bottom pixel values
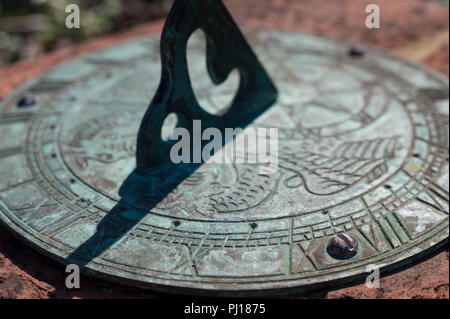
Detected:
left=0, top=0, right=173, bottom=66
left=0, top=0, right=448, bottom=67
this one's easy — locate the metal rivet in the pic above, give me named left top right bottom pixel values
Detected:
left=17, top=94, right=37, bottom=108
left=349, top=45, right=366, bottom=57
left=327, top=234, right=358, bottom=260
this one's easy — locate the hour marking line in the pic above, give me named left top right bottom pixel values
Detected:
left=179, top=231, right=191, bottom=245
left=381, top=203, right=410, bottom=245
left=0, top=146, right=22, bottom=159
left=360, top=197, right=395, bottom=249
left=184, top=246, right=199, bottom=277
left=424, top=189, right=447, bottom=213
left=0, top=178, right=35, bottom=193
left=160, top=226, right=175, bottom=242
left=244, top=226, right=254, bottom=248
left=223, top=236, right=229, bottom=248
left=285, top=219, right=294, bottom=275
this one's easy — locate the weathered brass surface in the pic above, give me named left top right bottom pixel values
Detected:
left=0, top=3, right=448, bottom=296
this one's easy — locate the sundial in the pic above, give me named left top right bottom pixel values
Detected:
left=0, top=0, right=448, bottom=296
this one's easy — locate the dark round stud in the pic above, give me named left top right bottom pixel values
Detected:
left=173, top=220, right=181, bottom=227
left=349, top=45, right=366, bottom=57
left=327, top=234, right=358, bottom=260
left=17, top=94, right=38, bottom=108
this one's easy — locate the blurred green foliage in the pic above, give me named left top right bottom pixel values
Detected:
left=36, top=0, right=123, bottom=46
left=0, top=30, right=21, bottom=62
left=0, top=0, right=170, bottom=65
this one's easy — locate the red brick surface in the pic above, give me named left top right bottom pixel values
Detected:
left=0, top=0, right=448, bottom=299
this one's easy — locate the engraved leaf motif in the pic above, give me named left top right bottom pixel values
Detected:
left=279, top=136, right=403, bottom=195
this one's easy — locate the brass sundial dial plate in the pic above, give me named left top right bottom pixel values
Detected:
left=0, top=29, right=448, bottom=296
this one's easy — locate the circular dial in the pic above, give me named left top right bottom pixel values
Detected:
left=0, top=30, right=448, bottom=295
